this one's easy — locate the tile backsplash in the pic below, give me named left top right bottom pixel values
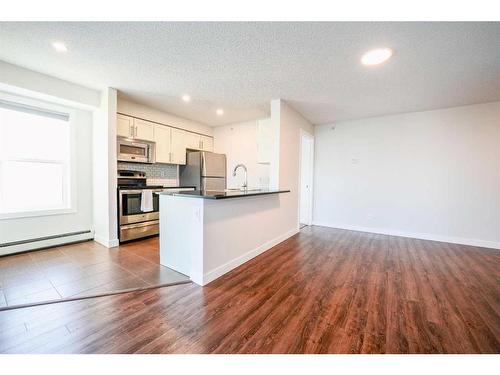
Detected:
left=118, top=162, right=178, bottom=180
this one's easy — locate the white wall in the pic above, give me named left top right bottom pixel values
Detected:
left=117, top=97, right=213, bottom=136
left=213, top=100, right=313, bottom=235
left=276, top=100, right=315, bottom=233
left=268, top=100, right=281, bottom=189
left=213, top=119, right=271, bottom=189
left=0, top=60, right=100, bottom=109
left=0, top=107, right=94, bottom=254
left=0, top=62, right=101, bottom=255
left=313, top=101, right=500, bottom=249
left=196, top=99, right=313, bottom=280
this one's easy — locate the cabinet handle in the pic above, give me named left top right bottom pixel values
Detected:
left=134, top=126, right=138, bottom=137
left=201, top=140, right=204, bottom=149
left=130, top=125, right=133, bottom=137
left=169, top=152, right=172, bottom=162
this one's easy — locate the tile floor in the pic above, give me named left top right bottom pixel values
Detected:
left=0, top=237, right=189, bottom=308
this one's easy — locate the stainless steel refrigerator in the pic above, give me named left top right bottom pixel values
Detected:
left=179, top=151, right=227, bottom=191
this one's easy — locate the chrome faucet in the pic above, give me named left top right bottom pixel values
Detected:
left=232, top=164, right=248, bottom=190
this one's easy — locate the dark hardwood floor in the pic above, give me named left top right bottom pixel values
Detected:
left=0, top=226, right=499, bottom=353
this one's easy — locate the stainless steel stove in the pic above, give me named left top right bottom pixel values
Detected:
left=117, top=170, right=163, bottom=242
left=117, top=170, right=195, bottom=242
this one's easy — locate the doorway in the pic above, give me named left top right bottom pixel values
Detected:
left=299, top=129, right=314, bottom=227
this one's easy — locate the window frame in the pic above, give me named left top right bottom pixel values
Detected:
left=0, top=92, right=78, bottom=220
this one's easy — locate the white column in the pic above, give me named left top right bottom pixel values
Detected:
left=92, top=87, right=118, bottom=247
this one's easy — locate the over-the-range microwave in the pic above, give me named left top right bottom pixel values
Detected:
left=117, top=137, right=156, bottom=163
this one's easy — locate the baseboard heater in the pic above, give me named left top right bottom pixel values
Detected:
left=0, top=230, right=94, bottom=256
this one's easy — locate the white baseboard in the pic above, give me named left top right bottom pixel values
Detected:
left=93, top=235, right=119, bottom=248
left=0, top=231, right=94, bottom=257
left=312, top=221, right=500, bottom=250
left=201, top=227, right=300, bottom=286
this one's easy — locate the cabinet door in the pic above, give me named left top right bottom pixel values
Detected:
left=117, top=114, right=134, bottom=138
left=201, top=136, right=213, bottom=152
left=170, top=128, right=187, bottom=165
left=133, top=118, right=155, bottom=141
left=184, top=132, right=202, bottom=150
left=154, top=125, right=172, bottom=163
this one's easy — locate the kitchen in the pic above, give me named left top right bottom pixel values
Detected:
left=0, top=90, right=298, bottom=308
left=116, top=97, right=293, bottom=286
left=0, top=20, right=499, bottom=358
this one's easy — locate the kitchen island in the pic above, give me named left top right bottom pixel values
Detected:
left=157, top=189, right=292, bottom=285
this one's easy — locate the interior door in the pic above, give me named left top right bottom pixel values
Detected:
left=154, top=125, right=172, bottom=163
left=299, top=132, right=314, bottom=225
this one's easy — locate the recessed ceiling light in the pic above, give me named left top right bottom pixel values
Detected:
left=361, top=48, right=393, bottom=66
left=52, top=41, right=68, bottom=53
left=216, top=109, right=224, bottom=116
left=182, top=94, right=191, bottom=102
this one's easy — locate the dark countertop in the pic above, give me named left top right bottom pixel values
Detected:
left=118, top=186, right=195, bottom=190
left=157, top=189, right=290, bottom=200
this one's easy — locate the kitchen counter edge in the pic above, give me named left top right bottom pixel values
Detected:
left=156, top=189, right=291, bottom=200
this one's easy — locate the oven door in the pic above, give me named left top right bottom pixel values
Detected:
left=117, top=138, right=154, bottom=163
left=118, top=189, right=161, bottom=225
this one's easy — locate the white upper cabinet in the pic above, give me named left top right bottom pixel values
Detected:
left=201, top=135, right=213, bottom=152
left=154, top=124, right=172, bottom=164
left=133, top=118, right=155, bottom=141
left=170, top=128, right=187, bottom=165
left=118, top=113, right=211, bottom=165
left=153, top=125, right=187, bottom=165
left=116, top=114, right=154, bottom=141
left=184, top=132, right=202, bottom=150
left=117, top=114, right=134, bottom=138
left=184, top=132, right=214, bottom=152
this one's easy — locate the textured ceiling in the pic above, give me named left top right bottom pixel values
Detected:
left=0, top=22, right=499, bottom=126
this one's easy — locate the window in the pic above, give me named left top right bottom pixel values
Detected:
left=0, top=97, right=74, bottom=218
